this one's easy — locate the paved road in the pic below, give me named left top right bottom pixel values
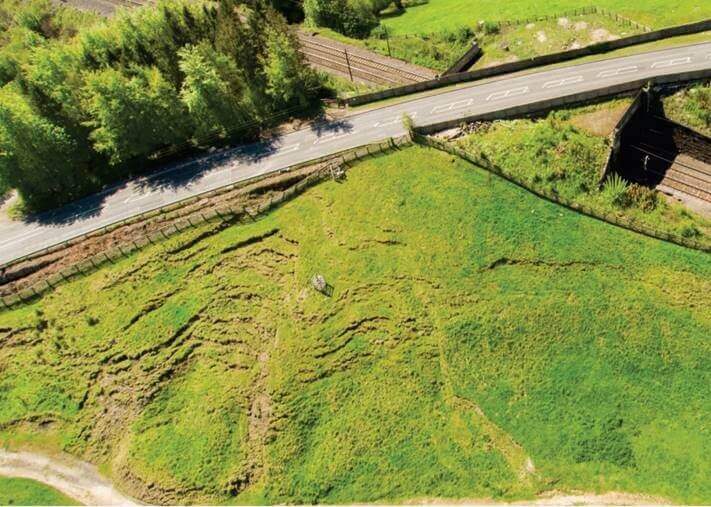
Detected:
left=1, top=42, right=710, bottom=265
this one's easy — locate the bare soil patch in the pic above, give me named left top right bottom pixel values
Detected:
left=570, top=102, right=631, bottom=136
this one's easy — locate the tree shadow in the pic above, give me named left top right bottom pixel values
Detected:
left=17, top=113, right=355, bottom=229
left=308, top=118, right=355, bottom=137
left=24, top=134, right=288, bottom=228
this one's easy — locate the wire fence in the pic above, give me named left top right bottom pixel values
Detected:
left=413, top=133, right=711, bottom=253
left=494, top=6, right=652, bottom=32
left=0, top=136, right=411, bottom=311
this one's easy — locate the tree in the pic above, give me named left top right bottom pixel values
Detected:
left=0, top=87, right=90, bottom=208
left=83, top=66, right=190, bottom=164
left=303, top=0, right=377, bottom=38
left=260, top=20, right=316, bottom=108
left=178, top=42, right=252, bottom=141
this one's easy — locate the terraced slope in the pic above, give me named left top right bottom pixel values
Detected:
left=0, top=146, right=709, bottom=504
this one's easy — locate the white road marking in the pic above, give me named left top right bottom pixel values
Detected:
left=486, top=86, right=529, bottom=101
left=596, top=66, right=638, bottom=78
left=650, top=56, right=691, bottom=69
left=432, top=99, right=472, bottom=114
left=313, top=131, right=357, bottom=145
left=374, top=112, right=417, bottom=128
left=450, top=98, right=473, bottom=110
left=707, top=53, right=711, bottom=60
left=542, top=75, right=583, bottom=88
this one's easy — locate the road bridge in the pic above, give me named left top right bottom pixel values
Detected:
left=0, top=42, right=710, bottom=265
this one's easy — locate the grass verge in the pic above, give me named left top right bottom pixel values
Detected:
left=0, top=477, right=79, bottom=505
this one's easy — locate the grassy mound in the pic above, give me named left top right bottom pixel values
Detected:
left=0, top=146, right=709, bottom=504
left=0, top=477, right=79, bottom=505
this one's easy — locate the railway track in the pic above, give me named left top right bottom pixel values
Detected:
left=296, top=31, right=436, bottom=86
left=630, top=145, right=711, bottom=203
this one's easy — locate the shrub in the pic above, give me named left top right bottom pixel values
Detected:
left=679, top=224, right=700, bottom=238
left=478, top=20, right=500, bottom=36
left=304, top=0, right=378, bottom=38
left=626, top=183, right=658, bottom=212
left=603, top=173, right=630, bottom=208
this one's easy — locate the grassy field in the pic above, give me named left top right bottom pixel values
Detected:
left=473, top=13, right=644, bottom=68
left=454, top=99, right=711, bottom=241
left=661, top=82, right=711, bottom=137
left=383, top=0, right=711, bottom=35
left=0, top=477, right=79, bottom=505
left=0, top=146, right=709, bottom=504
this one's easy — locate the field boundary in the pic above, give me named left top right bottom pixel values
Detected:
left=412, top=133, right=710, bottom=253
left=0, top=136, right=411, bottom=310
left=493, top=5, right=652, bottom=33
left=341, top=18, right=711, bottom=107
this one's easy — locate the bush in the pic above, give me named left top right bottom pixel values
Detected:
left=626, top=183, right=658, bottom=212
left=304, top=0, right=378, bottom=38
left=679, top=224, right=700, bottom=238
left=478, top=20, right=500, bottom=36
left=603, top=173, right=630, bottom=208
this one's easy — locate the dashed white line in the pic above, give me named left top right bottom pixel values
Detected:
left=486, top=86, right=529, bottom=101
left=596, top=66, right=638, bottom=78
left=650, top=56, right=692, bottom=69
left=542, top=75, right=583, bottom=88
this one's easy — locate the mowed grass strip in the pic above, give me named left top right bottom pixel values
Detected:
left=383, top=0, right=711, bottom=35
left=0, top=146, right=708, bottom=504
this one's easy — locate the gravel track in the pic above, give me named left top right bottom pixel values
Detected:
left=0, top=449, right=137, bottom=505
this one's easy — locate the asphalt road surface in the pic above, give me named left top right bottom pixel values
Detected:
left=1, top=42, right=710, bottom=265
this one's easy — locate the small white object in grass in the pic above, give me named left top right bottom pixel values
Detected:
left=311, top=274, right=328, bottom=293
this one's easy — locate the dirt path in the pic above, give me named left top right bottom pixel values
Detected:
left=0, top=449, right=137, bottom=505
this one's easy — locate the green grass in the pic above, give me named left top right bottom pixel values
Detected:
left=383, top=0, right=711, bottom=35
left=473, top=13, right=644, bottom=68
left=317, top=68, right=385, bottom=99
left=454, top=100, right=711, bottom=241
left=313, top=26, right=473, bottom=72
left=661, top=82, right=711, bottom=137
left=0, top=146, right=709, bottom=504
left=0, top=477, right=79, bottom=506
